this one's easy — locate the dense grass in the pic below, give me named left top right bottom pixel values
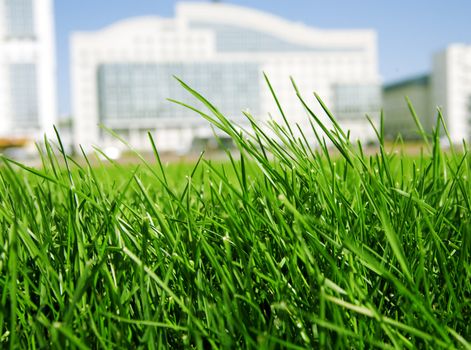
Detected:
left=1, top=78, right=470, bottom=349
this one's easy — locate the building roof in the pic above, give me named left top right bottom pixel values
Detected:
left=383, top=74, right=430, bottom=92
left=72, top=2, right=376, bottom=53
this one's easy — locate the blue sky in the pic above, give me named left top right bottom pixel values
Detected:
left=54, top=0, right=471, bottom=115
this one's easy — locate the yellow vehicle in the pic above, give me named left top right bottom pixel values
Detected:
left=0, top=137, right=30, bottom=150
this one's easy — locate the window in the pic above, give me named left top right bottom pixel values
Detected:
left=9, top=63, right=39, bottom=127
left=97, top=62, right=261, bottom=123
left=333, top=84, right=381, bottom=120
left=4, top=0, right=35, bottom=39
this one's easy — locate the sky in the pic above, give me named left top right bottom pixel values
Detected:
left=54, top=0, right=471, bottom=116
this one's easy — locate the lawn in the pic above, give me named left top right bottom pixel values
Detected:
left=0, top=79, right=469, bottom=349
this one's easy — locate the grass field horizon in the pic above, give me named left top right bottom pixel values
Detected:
left=1, top=78, right=469, bottom=349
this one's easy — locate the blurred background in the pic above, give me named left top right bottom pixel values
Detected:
left=1, top=0, right=471, bottom=160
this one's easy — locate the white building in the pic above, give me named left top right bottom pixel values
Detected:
left=0, top=0, right=57, bottom=142
left=71, top=2, right=381, bottom=153
left=432, top=44, right=471, bottom=143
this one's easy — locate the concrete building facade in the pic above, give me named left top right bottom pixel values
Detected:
left=71, top=2, right=381, bottom=153
left=0, top=0, right=57, bottom=141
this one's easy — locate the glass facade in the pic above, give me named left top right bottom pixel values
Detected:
left=190, top=22, right=364, bottom=53
left=97, top=62, right=261, bottom=123
left=9, top=63, right=39, bottom=127
left=333, top=84, right=381, bottom=119
left=4, top=0, right=35, bottom=39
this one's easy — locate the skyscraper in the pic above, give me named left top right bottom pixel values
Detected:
left=72, top=2, right=381, bottom=153
left=0, top=0, right=57, bottom=142
left=432, top=45, right=471, bottom=143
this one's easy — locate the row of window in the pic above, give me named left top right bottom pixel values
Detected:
left=97, top=63, right=261, bottom=122
left=96, top=63, right=381, bottom=123
left=3, top=0, right=35, bottom=39
left=6, top=63, right=39, bottom=126
left=333, top=84, right=381, bottom=119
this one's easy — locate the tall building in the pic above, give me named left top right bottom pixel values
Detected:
left=432, top=44, right=471, bottom=143
left=383, top=44, right=471, bottom=144
left=71, top=2, right=381, bottom=153
left=0, top=0, right=57, bottom=142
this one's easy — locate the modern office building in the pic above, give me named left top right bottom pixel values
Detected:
left=383, top=75, right=433, bottom=139
left=383, top=44, right=471, bottom=144
left=71, top=2, right=381, bottom=153
left=0, top=0, right=57, bottom=142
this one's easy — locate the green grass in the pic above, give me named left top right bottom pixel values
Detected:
left=0, top=78, right=470, bottom=349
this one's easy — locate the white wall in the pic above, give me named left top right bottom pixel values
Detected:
left=432, top=45, right=471, bottom=144
left=36, top=0, right=57, bottom=137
